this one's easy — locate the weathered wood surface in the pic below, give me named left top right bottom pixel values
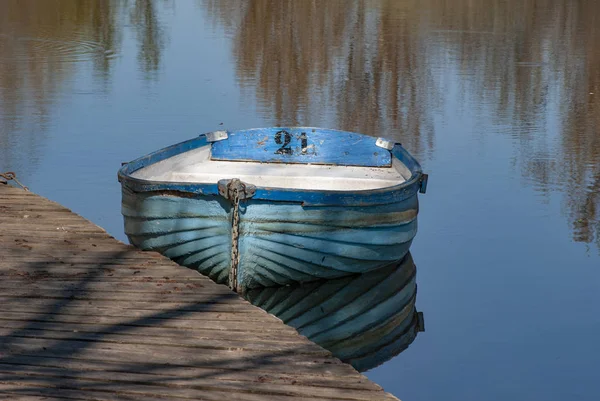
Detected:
left=0, top=184, right=399, bottom=400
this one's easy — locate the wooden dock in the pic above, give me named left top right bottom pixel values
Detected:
left=0, top=183, right=399, bottom=401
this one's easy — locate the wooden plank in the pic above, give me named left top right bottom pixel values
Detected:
left=0, top=249, right=162, bottom=258
left=0, top=268, right=208, bottom=280
left=3, top=338, right=353, bottom=375
left=0, top=297, right=259, bottom=313
left=0, top=275, right=237, bottom=294
left=0, top=268, right=209, bottom=278
left=0, top=313, right=295, bottom=333
left=0, top=393, right=87, bottom=401
left=0, top=377, right=377, bottom=401
left=0, top=213, right=98, bottom=221
left=0, top=184, right=399, bottom=400
left=0, top=256, right=176, bottom=266
left=0, top=237, right=137, bottom=248
left=0, top=223, right=109, bottom=231
left=0, top=260, right=183, bottom=270
left=0, top=327, right=324, bottom=354
left=0, top=366, right=391, bottom=401
left=0, top=302, right=274, bottom=322
left=0, top=379, right=320, bottom=401
left=0, top=305, right=283, bottom=325
left=0, top=320, right=309, bottom=344
left=0, top=355, right=378, bottom=390
left=0, top=279, right=231, bottom=294
left=0, top=231, right=115, bottom=239
left=0, top=292, right=245, bottom=303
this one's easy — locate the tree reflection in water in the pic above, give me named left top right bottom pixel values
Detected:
left=204, top=0, right=600, bottom=250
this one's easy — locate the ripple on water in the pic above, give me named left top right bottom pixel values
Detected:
left=0, top=32, right=118, bottom=63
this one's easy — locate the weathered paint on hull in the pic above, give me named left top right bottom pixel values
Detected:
left=122, top=187, right=232, bottom=284
left=122, top=186, right=418, bottom=290
left=244, top=253, right=424, bottom=372
left=238, top=196, right=417, bottom=289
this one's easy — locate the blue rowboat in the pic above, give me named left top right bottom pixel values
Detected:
left=245, top=253, right=424, bottom=372
left=118, top=127, right=428, bottom=292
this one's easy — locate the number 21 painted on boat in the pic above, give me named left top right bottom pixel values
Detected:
left=274, top=130, right=309, bottom=155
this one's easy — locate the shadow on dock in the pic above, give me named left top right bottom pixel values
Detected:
left=0, top=184, right=399, bottom=400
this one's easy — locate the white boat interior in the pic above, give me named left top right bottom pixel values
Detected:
left=131, top=146, right=410, bottom=191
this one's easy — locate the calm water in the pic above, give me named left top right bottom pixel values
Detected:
left=1, top=1, right=599, bottom=400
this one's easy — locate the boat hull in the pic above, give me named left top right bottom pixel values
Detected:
left=118, top=127, right=427, bottom=290
left=123, top=186, right=418, bottom=289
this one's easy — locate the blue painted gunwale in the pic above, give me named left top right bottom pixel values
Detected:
left=117, top=127, right=426, bottom=207
left=211, top=127, right=392, bottom=167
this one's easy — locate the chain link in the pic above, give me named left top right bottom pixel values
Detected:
left=220, top=178, right=254, bottom=292
left=227, top=179, right=242, bottom=292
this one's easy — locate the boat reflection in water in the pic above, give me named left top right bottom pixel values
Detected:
left=244, top=252, right=424, bottom=372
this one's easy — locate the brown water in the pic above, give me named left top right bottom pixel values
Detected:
left=1, top=1, right=599, bottom=400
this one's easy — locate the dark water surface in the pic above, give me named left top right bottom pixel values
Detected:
left=1, top=1, right=599, bottom=400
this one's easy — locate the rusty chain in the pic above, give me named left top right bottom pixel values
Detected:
left=0, top=171, right=29, bottom=191
left=227, top=179, right=243, bottom=292
left=218, top=178, right=255, bottom=292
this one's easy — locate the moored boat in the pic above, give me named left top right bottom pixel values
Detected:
left=244, top=253, right=424, bottom=372
left=118, top=127, right=428, bottom=291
